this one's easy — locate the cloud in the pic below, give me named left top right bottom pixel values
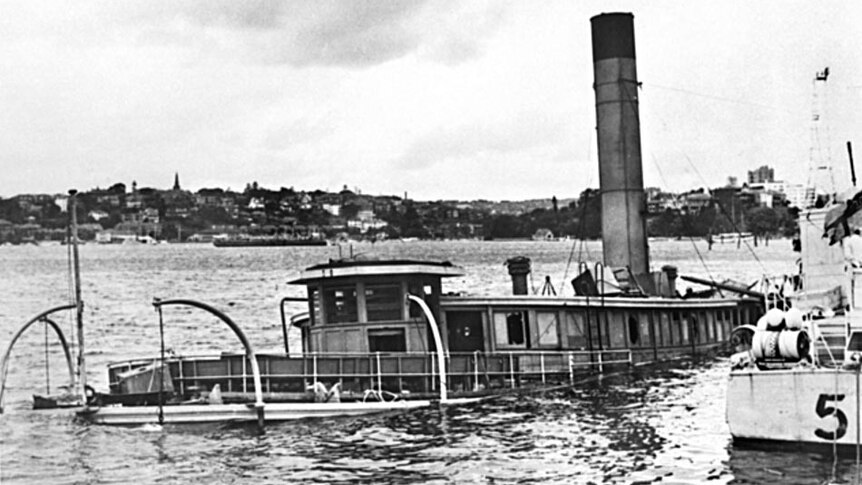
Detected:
left=396, top=109, right=577, bottom=171
left=111, top=0, right=505, bottom=68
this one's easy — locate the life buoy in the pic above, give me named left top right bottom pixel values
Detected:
left=84, top=385, right=98, bottom=405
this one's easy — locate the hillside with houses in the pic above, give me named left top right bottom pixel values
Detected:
left=0, top=167, right=801, bottom=244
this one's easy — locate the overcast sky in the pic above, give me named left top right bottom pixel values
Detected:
left=1, top=1, right=860, bottom=200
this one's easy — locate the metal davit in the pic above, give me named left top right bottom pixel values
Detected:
left=0, top=304, right=78, bottom=413
left=150, top=298, right=266, bottom=428
left=407, top=294, right=448, bottom=402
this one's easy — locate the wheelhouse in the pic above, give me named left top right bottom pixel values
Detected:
left=289, top=259, right=463, bottom=354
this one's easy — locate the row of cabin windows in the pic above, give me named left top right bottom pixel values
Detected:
left=311, top=283, right=434, bottom=325
left=492, top=308, right=745, bottom=350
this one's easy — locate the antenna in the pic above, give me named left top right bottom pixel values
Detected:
left=848, top=141, right=857, bottom=187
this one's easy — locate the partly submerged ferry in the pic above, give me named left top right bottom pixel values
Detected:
left=1, top=13, right=762, bottom=426
left=77, top=249, right=758, bottom=426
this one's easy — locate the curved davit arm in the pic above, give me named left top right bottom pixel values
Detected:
left=0, top=303, right=77, bottom=413
left=152, top=298, right=265, bottom=424
left=406, top=294, right=447, bottom=403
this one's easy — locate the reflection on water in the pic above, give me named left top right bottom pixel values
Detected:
left=4, top=239, right=857, bottom=483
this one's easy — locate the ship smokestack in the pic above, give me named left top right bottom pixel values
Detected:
left=590, top=12, right=649, bottom=276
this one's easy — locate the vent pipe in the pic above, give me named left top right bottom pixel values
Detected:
left=505, top=256, right=531, bottom=295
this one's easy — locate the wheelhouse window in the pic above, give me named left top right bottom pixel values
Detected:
left=408, top=282, right=434, bottom=318
left=368, top=328, right=406, bottom=352
left=323, top=285, right=358, bottom=323
left=309, top=287, right=321, bottom=325
left=365, top=284, right=402, bottom=321
left=494, top=311, right=530, bottom=348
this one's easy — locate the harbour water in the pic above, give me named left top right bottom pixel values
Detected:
left=0, top=239, right=855, bottom=484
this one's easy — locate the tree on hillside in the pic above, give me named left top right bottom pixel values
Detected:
left=575, top=189, right=602, bottom=239
left=745, top=206, right=779, bottom=238
left=484, top=214, right=526, bottom=239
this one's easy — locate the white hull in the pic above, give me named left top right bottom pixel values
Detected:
left=79, top=400, right=435, bottom=426
left=727, top=368, right=862, bottom=447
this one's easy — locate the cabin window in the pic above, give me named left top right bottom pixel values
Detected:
left=608, top=312, right=626, bottom=348
left=690, top=314, right=700, bottom=344
left=366, top=284, right=403, bottom=321
left=536, top=312, right=560, bottom=347
left=599, top=313, right=611, bottom=348
left=628, top=315, right=640, bottom=345
left=368, top=328, right=406, bottom=352
left=323, top=286, right=358, bottom=323
left=673, top=312, right=687, bottom=344
left=704, top=312, right=714, bottom=341
left=659, top=312, right=670, bottom=347
left=688, top=313, right=699, bottom=344
left=494, top=311, right=530, bottom=348
left=695, top=313, right=705, bottom=344
left=714, top=310, right=724, bottom=342
left=564, top=312, right=587, bottom=349
left=639, top=312, right=653, bottom=347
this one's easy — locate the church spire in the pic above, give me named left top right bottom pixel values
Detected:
left=173, top=172, right=181, bottom=191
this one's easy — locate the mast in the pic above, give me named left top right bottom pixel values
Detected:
left=805, top=67, right=835, bottom=206
left=590, top=13, right=649, bottom=276
left=68, top=190, right=86, bottom=396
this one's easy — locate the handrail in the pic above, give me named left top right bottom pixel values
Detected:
left=812, top=319, right=840, bottom=367
left=152, top=298, right=265, bottom=427
left=109, top=349, right=634, bottom=390
left=106, top=348, right=633, bottom=364
left=0, top=304, right=77, bottom=413
left=279, top=296, right=307, bottom=356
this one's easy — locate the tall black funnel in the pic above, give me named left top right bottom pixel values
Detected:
left=590, top=13, right=649, bottom=276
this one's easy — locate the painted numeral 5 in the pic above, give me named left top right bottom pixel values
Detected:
left=815, top=393, right=847, bottom=440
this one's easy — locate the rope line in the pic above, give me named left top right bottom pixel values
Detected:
left=644, top=82, right=803, bottom=116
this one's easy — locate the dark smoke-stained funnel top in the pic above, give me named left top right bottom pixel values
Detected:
left=590, top=11, right=649, bottom=276
left=590, top=13, right=635, bottom=62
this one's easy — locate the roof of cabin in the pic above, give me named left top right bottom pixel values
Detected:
left=288, top=258, right=464, bottom=284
